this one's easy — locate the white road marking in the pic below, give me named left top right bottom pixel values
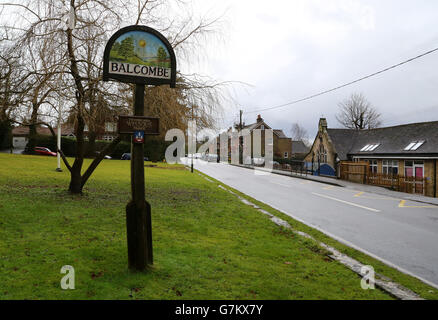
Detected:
left=312, top=192, right=381, bottom=213
left=271, top=181, right=291, bottom=188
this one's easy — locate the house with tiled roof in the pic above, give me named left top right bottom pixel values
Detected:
left=212, top=115, right=294, bottom=162
left=11, top=126, right=52, bottom=149
left=242, top=115, right=293, bottom=160
left=291, top=140, right=310, bottom=159
left=305, top=118, right=438, bottom=197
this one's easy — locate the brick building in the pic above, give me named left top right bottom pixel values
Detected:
left=305, top=118, right=438, bottom=197
left=241, top=115, right=292, bottom=160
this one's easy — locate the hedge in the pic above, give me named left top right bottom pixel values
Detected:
left=29, top=134, right=171, bottom=161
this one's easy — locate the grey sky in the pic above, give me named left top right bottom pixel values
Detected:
left=188, top=0, right=438, bottom=140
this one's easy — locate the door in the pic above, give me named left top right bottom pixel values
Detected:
left=414, top=165, right=424, bottom=194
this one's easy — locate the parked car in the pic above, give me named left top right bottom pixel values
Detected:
left=121, top=153, right=149, bottom=161
left=207, top=154, right=218, bottom=162
left=34, top=147, right=57, bottom=157
left=95, top=151, right=112, bottom=159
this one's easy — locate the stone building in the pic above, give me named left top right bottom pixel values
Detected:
left=305, top=118, right=438, bottom=197
left=212, top=115, right=293, bottom=162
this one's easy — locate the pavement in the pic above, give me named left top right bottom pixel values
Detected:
left=236, top=164, right=438, bottom=206
left=186, top=159, right=438, bottom=289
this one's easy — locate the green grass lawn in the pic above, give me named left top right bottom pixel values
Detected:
left=0, top=153, right=432, bottom=299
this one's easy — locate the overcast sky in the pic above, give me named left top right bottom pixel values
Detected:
left=186, top=0, right=438, bottom=140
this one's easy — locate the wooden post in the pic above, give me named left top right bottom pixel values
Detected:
left=126, top=84, right=153, bottom=271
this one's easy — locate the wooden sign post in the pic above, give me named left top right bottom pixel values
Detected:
left=103, top=25, right=176, bottom=271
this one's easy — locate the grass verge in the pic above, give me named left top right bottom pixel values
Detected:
left=194, top=170, right=438, bottom=300
left=0, top=153, right=412, bottom=299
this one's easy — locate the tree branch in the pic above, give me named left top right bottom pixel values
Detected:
left=80, top=135, right=121, bottom=187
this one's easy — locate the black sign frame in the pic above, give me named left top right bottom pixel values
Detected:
left=103, top=25, right=176, bottom=87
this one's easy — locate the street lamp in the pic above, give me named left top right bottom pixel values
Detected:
left=191, top=105, right=195, bottom=173
left=56, top=100, right=62, bottom=172
left=56, top=2, right=75, bottom=172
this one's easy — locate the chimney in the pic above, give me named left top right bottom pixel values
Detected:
left=318, top=118, right=327, bottom=132
left=257, top=114, right=263, bottom=123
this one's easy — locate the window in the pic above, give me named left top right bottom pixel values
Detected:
left=411, top=141, right=425, bottom=151
left=103, top=135, right=114, bottom=141
left=284, top=152, right=288, bottom=159
left=260, top=125, right=265, bottom=130
left=382, top=160, right=398, bottom=175
left=405, top=160, right=423, bottom=177
left=319, top=145, right=327, bottom=163
left=361, top=144, right=380, bottom=152
left=404, top=141, right=425, bottom=151
left=369, top=160, right=378, bottom=174
left=105, top=122, right=117, bottom=133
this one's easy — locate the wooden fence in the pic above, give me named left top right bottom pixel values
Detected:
left=339, top=161, right=368, bottom=184
left=367, top=173, right=426, bottom=195
left=340, top=161, right=427, bottom=195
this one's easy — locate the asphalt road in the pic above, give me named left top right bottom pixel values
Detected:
left=188, top=159, right=438, bottom=289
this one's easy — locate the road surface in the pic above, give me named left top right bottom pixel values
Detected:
left=188, top=160, right=438, bottom=289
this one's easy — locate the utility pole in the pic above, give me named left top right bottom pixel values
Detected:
left=191, top=105, right=194, bottom=173
left=239, top=110, right=243, bottom=164
left=56, top=103, right=62, bottom=172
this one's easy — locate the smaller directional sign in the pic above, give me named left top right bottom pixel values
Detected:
left=118, top=116, right=159, bottom=135
left=133, top=131, right=145, bottom=144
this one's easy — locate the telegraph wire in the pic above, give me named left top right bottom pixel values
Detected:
left=245, top=46, right=438, bottom=114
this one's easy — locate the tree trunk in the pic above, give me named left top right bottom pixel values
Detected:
left=86, top=131, right=97, bottom=158
left=69, top=112, right=86, bottom=194
left=0, top=119, right=12, bottom=149
left=26, top=105, right=39, bottom=154
left=69, top=163, right=83, bottom=194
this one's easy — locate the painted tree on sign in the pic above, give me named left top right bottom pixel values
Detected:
left=112, top=42, right=121, bottom=54
left=119, top=37, right=134, bottom=58
left=157, top=46, right=167, bottom=61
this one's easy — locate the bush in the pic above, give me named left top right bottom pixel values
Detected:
left=28, top=134, right=171, bottom=160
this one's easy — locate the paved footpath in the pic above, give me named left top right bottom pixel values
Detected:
left=188, top=159, right=438, bottom=289
left=238, top=164, right=438, bottom=206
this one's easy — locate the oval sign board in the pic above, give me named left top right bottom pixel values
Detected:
left=103, top=25, right=176, bottom=87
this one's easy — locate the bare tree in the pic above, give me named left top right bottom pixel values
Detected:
left=290, top=122, right=309, bottom=141
left=336, top=93, right=381, bottom=130
left=1, top=0, right=230, bottom=194
left=0, top=42, right=32, bottom=148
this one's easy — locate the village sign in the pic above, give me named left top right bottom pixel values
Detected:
left=103, top=25, right=176, bottom=271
